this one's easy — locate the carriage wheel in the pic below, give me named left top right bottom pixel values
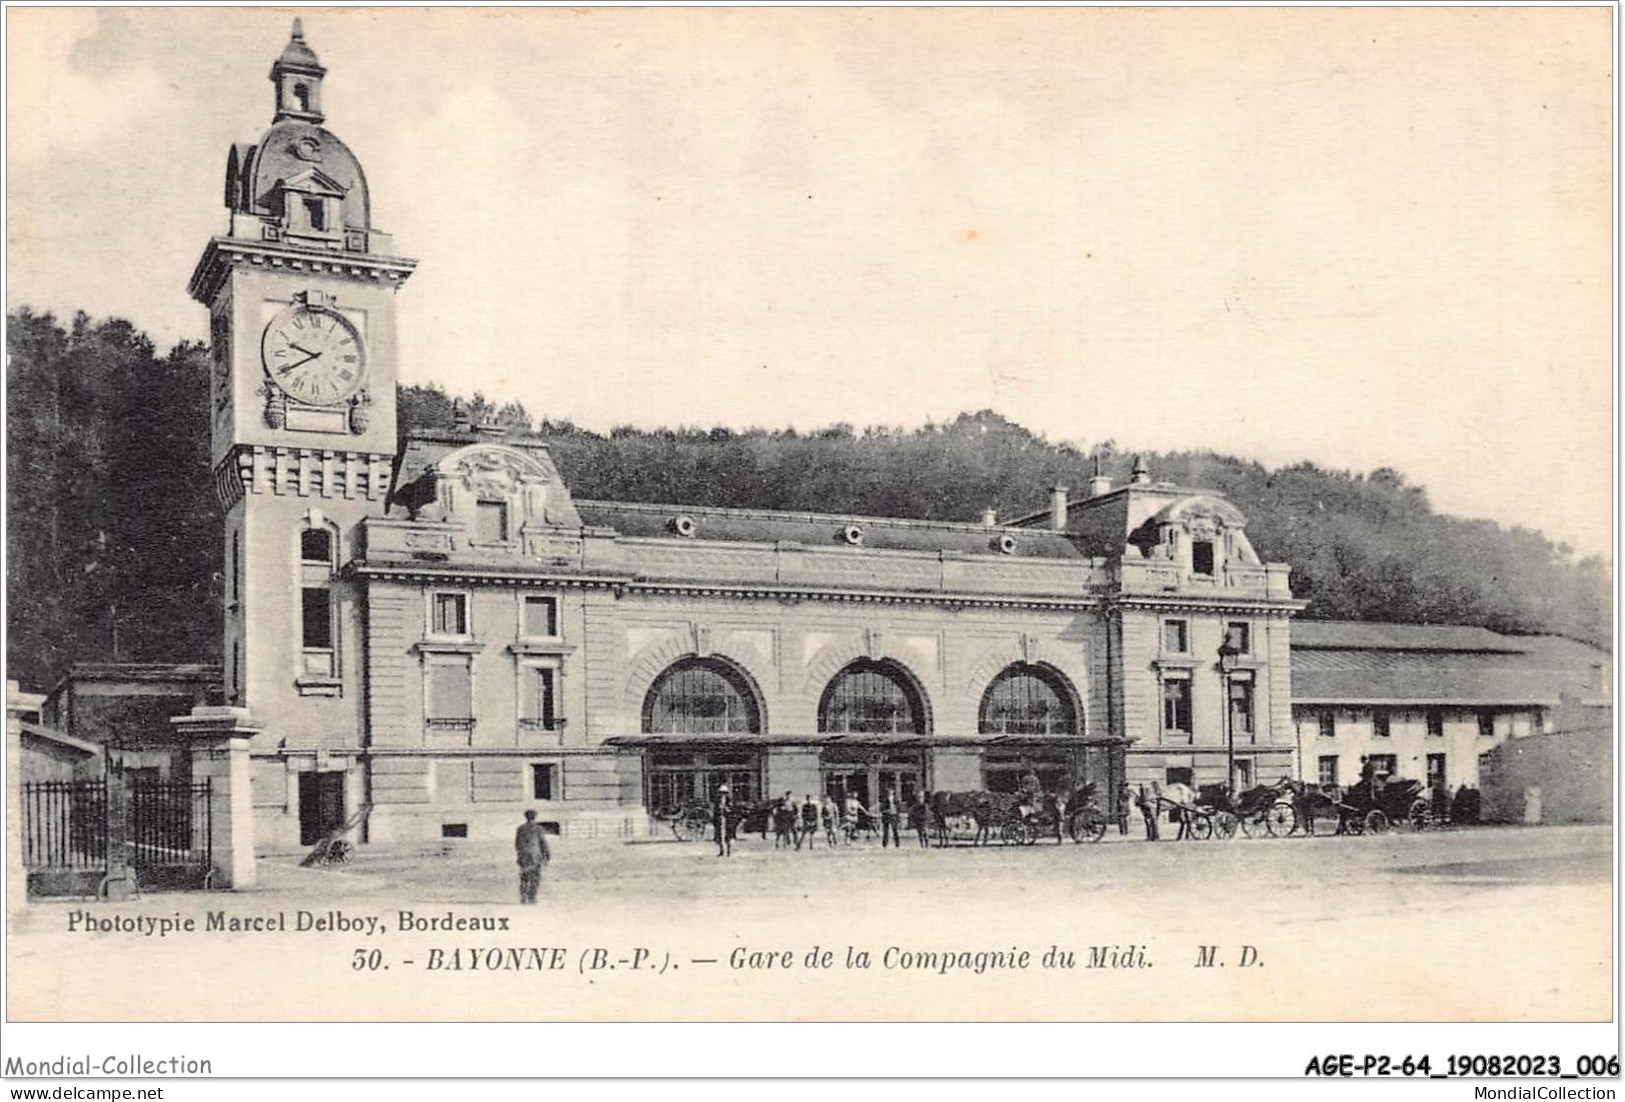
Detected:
left=1020, top=819, right=1040, bottom=846
left=1073, top=812, right=1107, bottom=844
left=1240, top=813, right=1260, bottom=838
left=1264, top=801, right=1297, bottom=838
left=1344, top=811, right=1364, bottom=836
left=1364, top=810, right=1390, bottom=835
left=1408, top=799, right=1432, bottom=831
left=1214, top=812, right=1239, bottom=840
left=1189, top=815, right=1213, bottom=841
left=671, top=810, right=702, bottom=842
left=331, top=839, right=352, bottom=864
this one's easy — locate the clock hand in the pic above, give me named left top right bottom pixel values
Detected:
left=278, top=351, right=321, bottom=374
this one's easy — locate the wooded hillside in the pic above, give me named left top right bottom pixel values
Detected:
left=6, top=310, right=1609, bottom=690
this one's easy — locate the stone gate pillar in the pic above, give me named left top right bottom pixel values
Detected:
left=170, top=706, right=261, bottom=889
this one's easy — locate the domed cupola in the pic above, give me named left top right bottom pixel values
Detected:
left=222, top=20, right=373, bottom=250
left=271, top=18, right=326, bottom=124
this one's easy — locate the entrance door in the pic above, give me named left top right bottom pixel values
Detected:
left=823, top=769, right=872, bottom=807
left=299, top=771, right=346, bottom=846
left=877, top=768, right=920, bottom=805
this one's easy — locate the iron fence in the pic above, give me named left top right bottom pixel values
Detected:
left=21, top=781, right=108, bottom=870
left=128, top=780, right=212, bottom=870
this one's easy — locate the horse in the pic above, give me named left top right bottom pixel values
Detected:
left=1282, top=778, right=1341, bottom=836
left=930, top=791, right=1012, bottom=846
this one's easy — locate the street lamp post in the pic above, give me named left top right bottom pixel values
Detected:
left=1218, top=639, right=1242, bottom=794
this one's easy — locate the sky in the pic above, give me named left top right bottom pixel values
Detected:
left=6, top=7, right=1614, bottom=558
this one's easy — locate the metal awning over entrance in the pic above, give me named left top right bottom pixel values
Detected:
left=604, top=733, right=930, bottom=749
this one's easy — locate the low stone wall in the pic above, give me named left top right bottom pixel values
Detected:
left=1479, top=726, right=1612, bottom=825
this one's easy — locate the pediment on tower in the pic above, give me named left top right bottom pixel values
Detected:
left=390, top=431, right=583, bottom=534
left=276, top=167, right=350, bottom=198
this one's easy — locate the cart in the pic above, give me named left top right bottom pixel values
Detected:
left=300, top=803, right=371, bottom=866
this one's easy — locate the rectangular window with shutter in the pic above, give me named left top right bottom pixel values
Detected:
left=1161, top=676, right=1192, bottom=736
left=522, top=596, right=558, bottom=639
left=531, top=763, right=556, bottom=801
left=1162, top=620, right=1188, bottom=654
left=427, top=660, right=473, bottom=723
left=431, top=592, right=468, bottom=637
left=1229, top=678, right=1254, bottom=737
left=520, top=666, right=557, bottom=730
left=1318, top=756, right=1339, bottom=786
left=1225, top=621, right=1251, bottom=654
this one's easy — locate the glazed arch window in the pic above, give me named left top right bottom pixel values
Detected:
left=643, top=657, right=762, bottom=735
left=978, top=663, right=1079, bottom=736
left=1317, top=709, right=1336, bottom=739
left=818, top=660, right=927, bottom=735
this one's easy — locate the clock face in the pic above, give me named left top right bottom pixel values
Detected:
left=261, top=305, right=366, bottom=406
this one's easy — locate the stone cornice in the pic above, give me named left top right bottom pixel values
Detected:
left=353, top=560, right=1106, bottom=612
left=1105, top=595, right=1307, bottom=617
left=188, top=236, right=418, bottom=304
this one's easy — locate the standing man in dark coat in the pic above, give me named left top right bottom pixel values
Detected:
left=515, top=809, right=550, bottom=904
left=879, top=787, right=902, bottom=849
left=713, top=785, right=734, bottom=857
left=1136, top=783, right=1160, bottom=841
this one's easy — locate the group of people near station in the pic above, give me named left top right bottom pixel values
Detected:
left=708, top=785, right=934, bottom=857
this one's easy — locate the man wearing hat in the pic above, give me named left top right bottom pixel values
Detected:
left=712, top=784, right=734, bottom=857
left=514, top=809, right=550, bottom=903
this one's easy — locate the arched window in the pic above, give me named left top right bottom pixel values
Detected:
left=301, top=528, right=333, bottom=565
left=298, top=522, right=339, bottom=682
left=978, top=663, right=1079, bottom=736
left=642, top=658, right=762, bottom=735
left=818, top=660, right=927, bottom=735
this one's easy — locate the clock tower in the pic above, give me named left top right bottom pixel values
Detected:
left=187, top=20, right=415, bottom=848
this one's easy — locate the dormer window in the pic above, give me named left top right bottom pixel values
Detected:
left=303, top=196, right=326, bottom=231
left=293, top=82, right=312, bottom=113
left=1192, top=539, right=1215, bottom=577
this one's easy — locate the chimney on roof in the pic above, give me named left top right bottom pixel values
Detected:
left=981, top=507, right=998, bottom=527
left=1087, top=454, right=1111, bottom=499
left=1130, top=455, right=1151, bottom=485
left=1050, top=486, right=1069, bottom=530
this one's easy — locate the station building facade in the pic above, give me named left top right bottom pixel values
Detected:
left=186, top=26, right=1608, bottom=854
left=191, top=26, right=1304, bottom=851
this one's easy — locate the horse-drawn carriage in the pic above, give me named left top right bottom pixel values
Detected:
left=1330, top=777, right=1433, bottom=835
left=929, top=783, right=1107, bottom=846
left=1192, top=779, right=1300, bottom=838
